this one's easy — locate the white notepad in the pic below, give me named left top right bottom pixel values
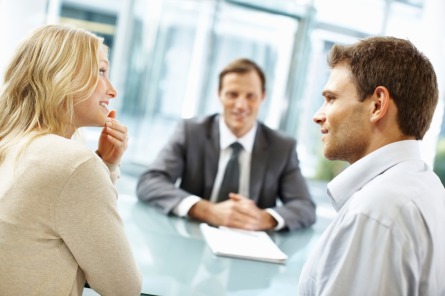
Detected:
left=200, top=223, right=287, bottom=264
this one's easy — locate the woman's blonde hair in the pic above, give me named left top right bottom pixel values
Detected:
left=0, top=24, right=104, bottom=162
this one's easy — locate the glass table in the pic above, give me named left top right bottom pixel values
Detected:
left=116, top=192, right=334, bottom=296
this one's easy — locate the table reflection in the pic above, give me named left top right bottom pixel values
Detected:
left=118, top=194, right=324, bottom=296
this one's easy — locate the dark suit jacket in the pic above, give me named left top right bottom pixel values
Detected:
left=137, top=114, right=316, bottom=230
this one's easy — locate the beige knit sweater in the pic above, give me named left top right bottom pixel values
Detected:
left=0, top=134, right=141, bottom=295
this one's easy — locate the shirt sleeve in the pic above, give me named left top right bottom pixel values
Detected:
left=265, top=208, right=285, bottom=231
left=55, top=157, right=141, bottom=296
left=172, top=195, right=201, bottom=217
left=300, top=211, right=423, bottom=296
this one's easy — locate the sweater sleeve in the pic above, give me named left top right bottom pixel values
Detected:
left=104, top=161, right=120, bottom=184
left=95, top=150, right=120, bottom=184
left=55, top=157, right=141, bottom=296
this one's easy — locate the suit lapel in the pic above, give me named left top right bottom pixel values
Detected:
left=249, top=124, right=268, bottom=202
left=203, top=115, right=220, bottom=199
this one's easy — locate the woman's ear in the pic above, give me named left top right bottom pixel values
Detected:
left=370, top=86, right=390, bottom=123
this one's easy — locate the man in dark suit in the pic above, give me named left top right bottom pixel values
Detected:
left=137, top=58, right=316, bottom=231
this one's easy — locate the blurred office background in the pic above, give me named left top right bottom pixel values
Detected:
left=1, top=0, right=445, bottom=184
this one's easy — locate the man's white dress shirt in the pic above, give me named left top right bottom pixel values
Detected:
left=298, top=140, right=445, bottom=296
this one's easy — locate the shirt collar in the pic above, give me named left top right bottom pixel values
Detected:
left=327, top=140, right=422, bottom=212
left=219, top=115, right=257, bottom=153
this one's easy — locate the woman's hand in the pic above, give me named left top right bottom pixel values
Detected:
left=96, top=110, right=128, bottom=165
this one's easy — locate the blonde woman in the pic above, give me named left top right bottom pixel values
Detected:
left=0, top=25, right=141, bottom=295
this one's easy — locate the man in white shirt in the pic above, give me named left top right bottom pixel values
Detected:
left=298, top=36, right=445, bottom=295
left=137, top=58, right=316, bottom=231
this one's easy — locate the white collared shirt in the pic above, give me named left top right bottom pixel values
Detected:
left=208, top=115, right=257, bottom=202
left=298, top=140, right=445, bottom=295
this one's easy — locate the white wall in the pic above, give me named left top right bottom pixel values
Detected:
left=400, top=0, right=445, bottom=167
left=416, top=0, right=445, bottom=167
left=0, top=0, right=48, bottom=83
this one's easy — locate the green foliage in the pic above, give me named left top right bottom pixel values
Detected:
left=314, top=154, right=349, bottom=181
left=313, top=138, right=445, bottom=186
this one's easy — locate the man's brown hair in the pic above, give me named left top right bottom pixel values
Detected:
left=218, top=58, right=266, bottom=94
left=328, top=36, right=438, bottom=140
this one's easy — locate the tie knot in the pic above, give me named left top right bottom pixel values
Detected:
left=230, top=142, right=243, bottom=155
